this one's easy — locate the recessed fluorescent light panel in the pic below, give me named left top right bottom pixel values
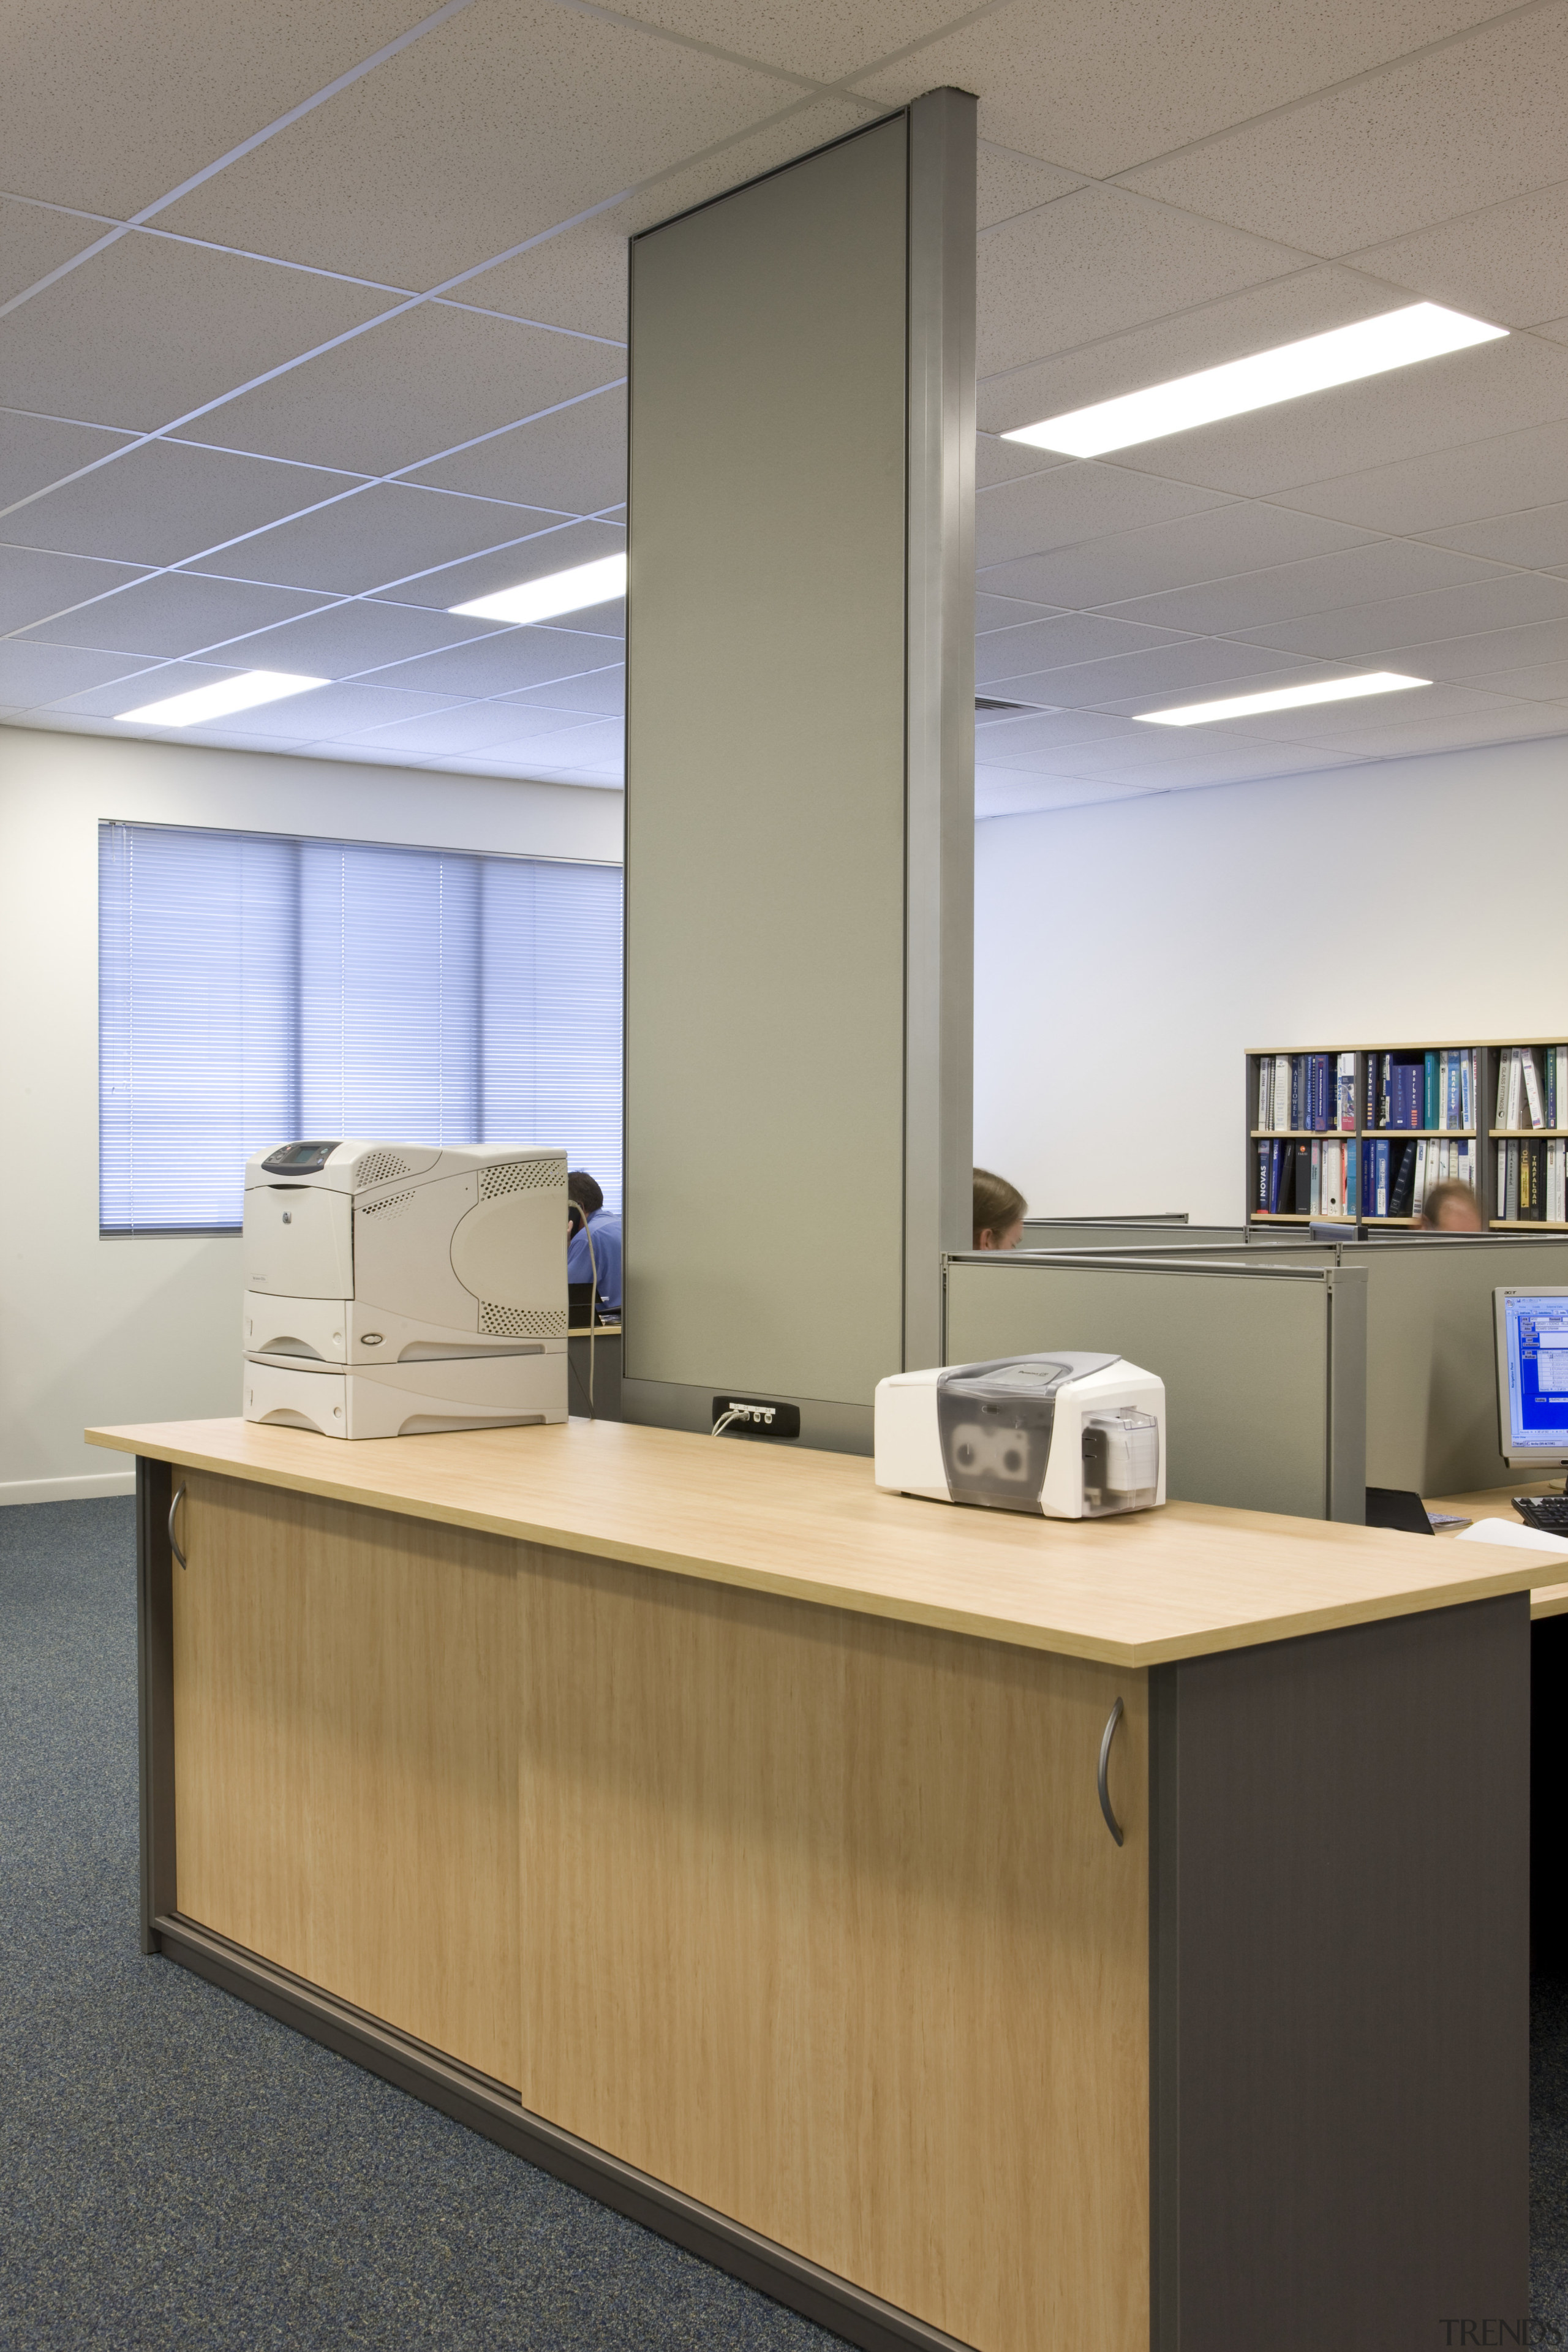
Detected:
left=1135, top=673, right=1430, bottom=727
left=1002, top=304, right=1507, bottom=458
left=451, top=552, right=627, bottom=626
left=116, top=671, right=328, bottom=726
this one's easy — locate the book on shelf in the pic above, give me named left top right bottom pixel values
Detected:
left=1253, top=1133, right=1357, bottom=1216
left=1362, top=1132, right=1478, bottom=1219
left=1366, top=1047, right=1477, bottom=1134
left=1496, top=1135, right=1567, bottom=1221
left=1497, top=1045, right=1568, bottom=1133
left=1256, top=1050, right=1357, bottom=1134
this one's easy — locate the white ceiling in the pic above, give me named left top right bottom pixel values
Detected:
left=4, top=0, right=1568, bottom=815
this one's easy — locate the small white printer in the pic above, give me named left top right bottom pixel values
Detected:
left=242, top=1139, right=568, bottom=1439
left=874, top=1354, right=1165, bottom=1519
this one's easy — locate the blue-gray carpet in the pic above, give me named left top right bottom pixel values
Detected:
left=0, top=1497, right=845, bottom=2352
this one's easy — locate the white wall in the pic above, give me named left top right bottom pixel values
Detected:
left=974, top=733, right=1568, bottom=1227
left=0, top=725, right=622, bottom=1504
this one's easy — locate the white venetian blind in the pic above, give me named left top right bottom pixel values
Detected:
left=99, top=821, right=623, bottom=1232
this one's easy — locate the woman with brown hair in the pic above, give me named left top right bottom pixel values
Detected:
left=973, top=1166, right=1027, bottom=1250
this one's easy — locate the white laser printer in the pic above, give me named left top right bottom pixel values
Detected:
left=873, top=1354, right=1166, bottom=1519
left=242, top=1138, right=568, bottom=1439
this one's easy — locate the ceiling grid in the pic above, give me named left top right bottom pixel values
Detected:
left=1, top=0, right=1566, bottom=810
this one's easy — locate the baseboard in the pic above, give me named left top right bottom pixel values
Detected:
left=0, top=1469, right=137, bottom=1507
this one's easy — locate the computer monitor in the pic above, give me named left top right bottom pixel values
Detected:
left=1494, top=1287, right=1568, bottom=1480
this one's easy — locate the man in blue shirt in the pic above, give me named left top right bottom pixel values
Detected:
left=566, top=1170, right=622, bottom=1316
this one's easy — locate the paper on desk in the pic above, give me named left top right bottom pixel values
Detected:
left=1455, top=1517, right=1568, bottom=1556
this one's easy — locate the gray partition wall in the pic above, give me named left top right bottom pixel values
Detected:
left=944, top=1253, right=1368, bottom=1520
left=1022, top=1218, right=1246, bottom=1251
left=623, top=95, right=976, bottom=1451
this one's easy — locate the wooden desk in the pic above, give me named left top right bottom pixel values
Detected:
left=1426, top=1476, right=1568, bottom=1616
left=88, top=1416, right=1552, bottom=2352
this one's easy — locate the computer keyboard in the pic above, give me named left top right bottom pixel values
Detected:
left=1514, top=1494, right=1568, bottom=1535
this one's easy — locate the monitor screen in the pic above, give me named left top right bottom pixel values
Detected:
left=1497, top=1289, right=1568, bottom=1458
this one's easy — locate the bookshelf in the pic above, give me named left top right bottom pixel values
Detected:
left=1245, top=1039, right=1568, bottom=1234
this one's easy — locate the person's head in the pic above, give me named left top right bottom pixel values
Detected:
left=567, top=1169, right=603, bottom=1239
left=1419, top=1180, right=1483, bottom=1233
left=973, top=1167, right=1027, bottom=1251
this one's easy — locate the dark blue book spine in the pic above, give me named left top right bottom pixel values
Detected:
left=1268, top=1139, right=1283, bottom=1213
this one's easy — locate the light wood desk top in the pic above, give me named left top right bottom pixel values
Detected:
left=1426, top=1476, right=1568, bottom=1619
left=87, top=1415, right=1562, bottom=1668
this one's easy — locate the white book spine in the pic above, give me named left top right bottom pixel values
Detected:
left=1511, top=1046, right=1524, bottom=1130
left=1523, top=1046, right=1545, bottom=1131
left=1310, top=1141, right=1321, bottom=1216
left=1498, top=1138, right=1507, bottom=1204
left=1276, top=1052, right=1291, bottom=1131
left=1439, top=1049, right=1449, bottom=1133
left=1258, top=1059, right=1271, bottom=1130
left=1412, top=1139, right=1428, bottom=1217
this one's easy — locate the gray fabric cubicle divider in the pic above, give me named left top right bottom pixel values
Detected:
left=622, top=95, right=976, bottom=1453
left=943, top=1252, right=1367, bottom=1521
left=1022, top=1218, right=1246, bottom=1251
left=1011, top=1231, right=1568, bottom=1496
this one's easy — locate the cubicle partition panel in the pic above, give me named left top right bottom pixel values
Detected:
left=1022, top=1231, right=1568, bottom=1498
left=1020, top=1219, right=1246, bottom=1251
left=944, top=1253, right=1367, bottom=1521
left=622, top=94, right=976, bottom=1451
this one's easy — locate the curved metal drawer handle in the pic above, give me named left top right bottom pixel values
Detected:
left=168, top=1483, right=187, bottom=1572
left=1098, top=1696, right=1125, bottom=1847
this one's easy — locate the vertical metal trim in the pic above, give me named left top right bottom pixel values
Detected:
left=903, top=86, right=976, bottom=1371
left=1148, top=1662, right=1180, bottom=2352
left=135, top=1453, right=177, bottom=1951
left=1325, top=1265, right=1368, bottom=1523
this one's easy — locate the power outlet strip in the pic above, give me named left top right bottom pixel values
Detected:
left=710, top=1395, right=802, bottom=1440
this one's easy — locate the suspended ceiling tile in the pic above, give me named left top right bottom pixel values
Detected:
left=1374, top=616, right=1568, bottom=680
left=989, top=641, right=1327, bottom=711
left=4, top=440, right=365, bottom=567
left=1099, top=539, right=1507, bottom=636
left=345, top=701, right=576, bottom=757
left=0, top=196, right=112, bottom=306
left=975, top=592, right=1065, bottom=634
left=405, top=390, right=627, bottom=518
left=20, top=570, right=332, bottom=658
left=216, top=598, right=505, bottom=680
left=1416, top=499, right=1568, bottom=571
left=976, top=771, right=1155, bottom=818
left=1464, top=658, right=1568, bottom=704
left=983, top=503, right=1376, bottom=614
left=172, top=303, right=623, bottom=478
left=1120, top=4, right=1568, bottom=253
left=1, top=234, right=402, bottom=434
left=360, top=625, right=624, bottom=698
left=158, top=0, right=801, bottom=286
left=978, top=266, right=1415, bottom=437
left=972, top=709, right=1140, bottom=756
left=850, top=0, right=1501, bottom=179
left=0, top=0, right=439, bottom=216
left=976, top=144, right=1085, bottom=232
left=184, top=481, right=569, bottom=597
left=1351, top=185, right=1568, bottom=329
left=0, top=543, right=153, bottom=631
left=1285, top=701, right=1567, bottom=757
left=975, top=611, right=1188, bottom=687
left=976, top=187, right=1304, bottom=380
left=1273, top=415, right=1568, bottom=536
left=377, top=517, right=625, bottom=613
left=597, top=0, right=967, bottom=81
left=462, top=98, right=875, bottom=340
left=1107, top=334, right=1568, bottom=501
left=200, top=680, right=470, bottom=741
left=500, top=665, right=625, bottom=717
left=975, top=464, right=1231, bottom=568
left=1231, top=571, right=1568, bottom=661
left=0, top=412, right=135, bottom=510
left=0, top=640, right=157, bottom=706
left=974, top=437, right=1066, bottom=492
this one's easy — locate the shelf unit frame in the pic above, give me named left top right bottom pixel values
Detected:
left=1245, top=1038, right=1568, bottom=1237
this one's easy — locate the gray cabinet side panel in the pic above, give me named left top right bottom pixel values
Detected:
left=1163, top=1597, right=1529, bottom=2351
left=944, top=1261, right=1333, bottom=1517
left=625, top=119, right=908, bottom=1408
